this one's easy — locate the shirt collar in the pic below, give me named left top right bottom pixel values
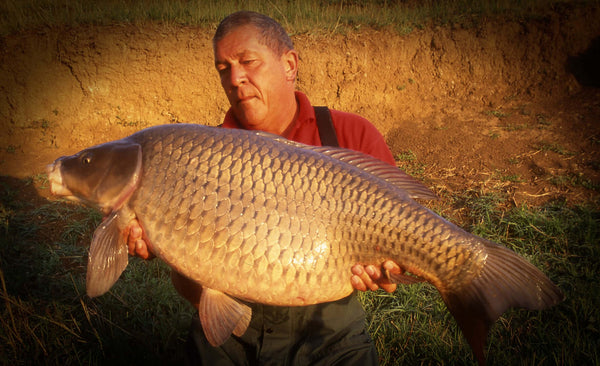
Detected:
left=221, top=91, right=314, bottom=135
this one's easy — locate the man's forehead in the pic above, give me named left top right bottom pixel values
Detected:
left=214, top=26, right=275, bottom=59
left=217, top=25, right=260, bottom=47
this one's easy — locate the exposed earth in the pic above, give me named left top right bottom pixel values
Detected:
left=1, top=3, right=599, bottom=212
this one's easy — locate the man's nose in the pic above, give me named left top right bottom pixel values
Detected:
left=230, top=64, right=247, bottom=87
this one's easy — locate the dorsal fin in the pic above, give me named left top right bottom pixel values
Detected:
left=310, top=146, right=437, bottom=200
left=254, top=131, right=437, bottom=200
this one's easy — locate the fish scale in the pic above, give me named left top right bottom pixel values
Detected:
left=132, top=126, right=466, bottom=303
left=47, top=123, right=563, bottom=364
left=136, top=127, right=368, bottom=303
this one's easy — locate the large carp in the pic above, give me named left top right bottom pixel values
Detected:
left=47, top=124, right=563, bottom=364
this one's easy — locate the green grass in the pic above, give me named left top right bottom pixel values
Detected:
left=536, top=141, right=576, bottom=157
left=1, top=1, right=599, bottom=363
left=396, top=150, right=427, bottom=179
left=1, top=0, right=596, bottom=36
left=362, top=191, right=600, bottom=365
left=0, top=177, right=193, bottom=365
left=2, top=175, right=599, bottom=365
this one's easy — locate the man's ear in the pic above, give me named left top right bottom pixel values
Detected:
left=282, top=49, right=299, bottom=82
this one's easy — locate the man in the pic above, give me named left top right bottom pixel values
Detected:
left=128, top=11, right=402, bottom=365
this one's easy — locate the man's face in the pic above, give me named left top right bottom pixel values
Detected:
left=214, top=25, right=297, bottom=132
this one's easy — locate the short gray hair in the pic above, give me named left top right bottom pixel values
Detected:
left=213, top=11, right=294, bottom=56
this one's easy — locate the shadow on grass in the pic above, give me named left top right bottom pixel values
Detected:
left=0, top=175, right=193, bottom=365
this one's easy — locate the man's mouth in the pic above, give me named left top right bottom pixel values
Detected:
left=236, top=96, right=257, bottom=108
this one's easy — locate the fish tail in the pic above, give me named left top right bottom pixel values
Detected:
left=441, top=239, right=564, bottom=365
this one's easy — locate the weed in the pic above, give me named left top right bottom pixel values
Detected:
left=396, top=150, right=426, bottom=179
left=537, top=142, right=575, bottom=156
left=488, top=131, right=500, bottom=139
left=31, top=173, right=49, bottom=189
left=115, top=115, right=147, bottom=128
left=500, top=173, right=523, bottom=183
left=485, top=109, right=509, bottom=118
left=396, top=150, right=417, bottom=162
left=5, top=145, right=17, bottom=154
left=502, top=123, right=528, bottom=131
left=537, top=113, right=552, bottom=127
left=550, top=173, right=599, bottom=190
left=2, top=0, right=593, bottom=36
left=508, top=157, right=521, bottom=165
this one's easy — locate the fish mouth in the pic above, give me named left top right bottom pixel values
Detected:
left=46, top=160, right=75, bottom=198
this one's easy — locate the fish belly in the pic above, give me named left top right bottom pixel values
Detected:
left=127, top=125, right=457, bottom=305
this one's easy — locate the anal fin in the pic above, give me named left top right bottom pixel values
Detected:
left=199, top=287, right=252, bottom=346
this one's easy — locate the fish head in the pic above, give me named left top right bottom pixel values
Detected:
left=46, top=139, right=142, bottom=214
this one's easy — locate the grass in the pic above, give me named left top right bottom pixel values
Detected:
left=396, top=150, right=427, bottom=179
left=2, top=174, right=599, bottom=365
left=0, top=177, right=193, bottom=365
left=361, top=191, right=600, bottom=365
left=1, top=0, right=597, bottom=36
left=1, top=0, right=599, bottom=364
left=537, top=141, right=576, bottom=157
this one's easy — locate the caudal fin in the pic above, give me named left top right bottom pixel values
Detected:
left=441, top=239, right=564, bottom=365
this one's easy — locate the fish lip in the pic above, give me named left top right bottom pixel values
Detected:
left=46, top=160, right=74, bottom=197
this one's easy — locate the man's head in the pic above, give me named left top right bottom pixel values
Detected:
left=213, top=11, right=299, bottom=135
left=213, top=11, right=294, bottom=58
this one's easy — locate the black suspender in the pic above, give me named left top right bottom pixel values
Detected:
left=314, top=106, right=340, bottom=148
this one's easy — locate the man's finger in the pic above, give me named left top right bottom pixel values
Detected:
left=360, top=266, right=380, bottom=291
left=351, top=275, right=367, bottom=292
left=365, top=265, right=382, bottom=280
left=136, top=239, right=150, bottom=259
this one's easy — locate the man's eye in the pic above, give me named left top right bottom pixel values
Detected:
left=216, top=63, right=229, bottom=73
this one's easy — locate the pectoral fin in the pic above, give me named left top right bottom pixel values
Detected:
left=86, top=210, right=129, bottom=297
left=199, top=287, right=252, bottom=346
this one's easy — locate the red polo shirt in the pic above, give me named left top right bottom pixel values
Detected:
left=221, top=91, right=396, bottom=166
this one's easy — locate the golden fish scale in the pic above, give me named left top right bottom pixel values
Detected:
left=129, top=125, right=484, bottom=305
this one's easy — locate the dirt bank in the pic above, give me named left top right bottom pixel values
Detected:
left=1, top=3, right=599, bottom=206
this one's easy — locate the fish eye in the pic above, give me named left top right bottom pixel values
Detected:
left=81, top=153, right=93, bottom=165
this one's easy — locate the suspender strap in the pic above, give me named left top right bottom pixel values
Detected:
left=314, top=106, right=340, bottom=147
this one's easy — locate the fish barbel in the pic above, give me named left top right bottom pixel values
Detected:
left=46, top=124, right=563, bottom=364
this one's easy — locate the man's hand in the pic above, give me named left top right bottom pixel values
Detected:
left=351, top=261, right=400, bottom=293
left=126, top=218, right=154, bottom=260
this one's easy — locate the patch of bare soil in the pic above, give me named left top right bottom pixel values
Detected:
left=1, top=3, right=599, bottom=208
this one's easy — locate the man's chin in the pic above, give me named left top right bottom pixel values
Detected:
left=234, top=106, right=266, bottom=126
